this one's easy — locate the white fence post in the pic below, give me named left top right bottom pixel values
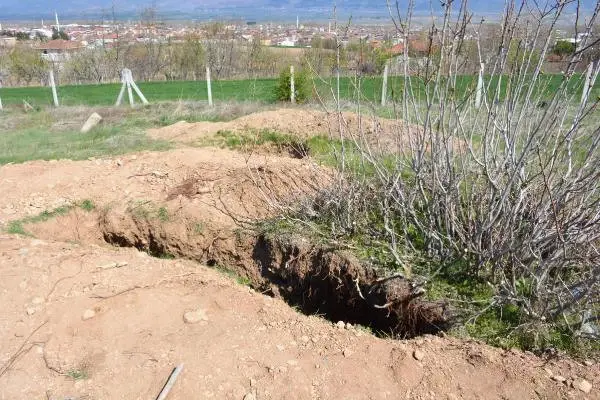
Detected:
left=581, top=62, right=597, bottom=106
left=126, top=74, right=134, bottom=107
left=115, top=71, right=127, bottom=106
left=115, top=69, right=148, bottom=107
left=206, top=66, right=213, bottom=107
left=49, top=69, right=59, bottom=107
left=290, top=65, right=296, bottom=104
left=475, top=62, right=484, bottom=108
left=128, top=74, right=149, bottom=105
left=381, top=61, right=389, bottom=106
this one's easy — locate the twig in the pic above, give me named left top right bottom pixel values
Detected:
left=155, top=363, right=184, bottom=400
left=0, top=320, right=48, bottom=378
left=90, top=285, right=144, bottom=300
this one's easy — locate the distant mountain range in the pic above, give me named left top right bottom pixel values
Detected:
left=0, top=0, right=595, bottom=22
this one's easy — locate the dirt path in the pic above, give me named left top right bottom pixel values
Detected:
left=0, top=125, right=597, bottom=399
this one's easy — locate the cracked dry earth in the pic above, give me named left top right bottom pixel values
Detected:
left=0, top=131, right=598, bottom=399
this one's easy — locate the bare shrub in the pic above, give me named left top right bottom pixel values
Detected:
left=285, top=0, right=600, bottom=349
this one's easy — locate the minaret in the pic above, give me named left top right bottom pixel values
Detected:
left=55, top=11, right=60, bottom=32
left=296, top=16, right=299, bottom=29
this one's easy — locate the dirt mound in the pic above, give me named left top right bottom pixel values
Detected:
left=148, top=108, right=414, bottom=150
left=0, top=147, right=326, bottom=226
left=1, top=235, right=598, bottom=399
left=1, top=146, right=598, bottom=399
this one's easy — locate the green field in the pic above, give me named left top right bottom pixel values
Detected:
left=1, top=74, right=598, bottom=108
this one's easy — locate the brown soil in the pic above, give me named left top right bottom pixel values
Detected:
left=0, top=122, right=598, bottom=399
left=147, top=108, right=414, bottom=151
left=1, top=234, right=598, bottom=400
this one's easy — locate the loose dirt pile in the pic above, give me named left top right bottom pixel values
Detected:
left=0, top=112, right=598, bottom=399
left=1, top=235, right=597, bottom=400
left=147, top=108, right=415, bottom=151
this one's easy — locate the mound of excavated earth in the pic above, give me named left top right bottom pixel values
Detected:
left=147, top=108, right=418, bottom=151
left=0, top=145, right=598, bottom=399
left=1, top=235, right=597, bottom=400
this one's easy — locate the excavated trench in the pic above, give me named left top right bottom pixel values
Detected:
left=99, top=210, right=453, bottom=338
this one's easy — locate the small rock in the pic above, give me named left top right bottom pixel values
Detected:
left=543, top=368, right=554, bottom=376
left=573, top=379, right=592, bottom=394
left=80, top=112, right=103, bottom=133
left=286, top=359, right=298, bottom=366
left=551, top=375, right=567, bottom=383
left=413, top=350, right=425, bottom=361
left=183, top=308, right=208, bottom=324
left=335, top=321, right=345, bottom=329
left=584, top=360, right=594, bottom=366
left=300, top=335, right=310, bottom=343
left=342, top=349, right=353, bottom=358
left=82, top=309, right=96, bottom=320
left=345, top=323, right=353, bottom=330
left=116, top=159, right=123, bottom=167
left=243, top=393, right=256, bottom=400
left=250, top=378, right=257, bottom=388
left=276, top=344, right=285, bottom=351
left=31, top=297, right=44, bottom=305
left=311, top=337, right=318, bottom=343
left=26, top=307, right=36, bottom=316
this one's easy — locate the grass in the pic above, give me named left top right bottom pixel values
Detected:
left=214, top=264, right=253, bottom=287
left=3, top=201, right=98, bottom=237
left=66, top=365, right=89, bottom=381
left=2, top=74, right=598, bottom=108
left=0, top=107, right=172, bottom=165
left=0, top=101, right=274, bottom=166
left=157, top=207, right=170, bottom=222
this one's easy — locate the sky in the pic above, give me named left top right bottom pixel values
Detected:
left=0, top=0, right=596, bottom=22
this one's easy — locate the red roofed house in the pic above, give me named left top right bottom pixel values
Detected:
left=36, top=39, right=84, bottom=63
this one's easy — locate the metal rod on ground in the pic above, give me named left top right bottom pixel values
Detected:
left=475, top=62, right=484, bottom=108
left=581, top=62, right=594, bottom=105
left=206, top=66, right=213, bottom=107
left=381, top=61, right=389, bottom=106
left=49, top=69, right=59, bottom=107
left=290, top=65, right=295, bottom=104
left=155, top=364, right=184, bottom=400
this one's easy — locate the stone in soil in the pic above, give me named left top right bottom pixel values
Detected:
left=573, top=379, right=593, bottom=394
left=413, top=349, right=425, bottom=361
left=183, top=308, right=208, bottom=324
left=82, top=309, right=96, bottom=320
